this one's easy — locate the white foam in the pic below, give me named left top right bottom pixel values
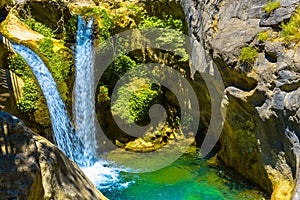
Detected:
left=81, top=159, right=132, bottom=189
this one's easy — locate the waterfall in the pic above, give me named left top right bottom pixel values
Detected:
left=74, top=16, right=98, bottom=166
left=9, top=16, right=123, bottom=188
left=11, top=43, right=83, bottom=163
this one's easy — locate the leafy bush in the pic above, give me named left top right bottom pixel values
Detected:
left=8, top=54, right=39, bottom=112
left=239, top=46, right=258, bottom=64
left=112, top=78, right=161, bottom=123
left=139, top=13, right=188, bottom=62
left=139, top=13, right=183, bottom=32
left=38, top=38, right=73, bottom=101
left=102, top=54, right=137, bottom=89
left=264, top=1, right=280, bottom=13
left=257, top=31, right=270, bottom=42
left=281, top=8, right=300, bottom=43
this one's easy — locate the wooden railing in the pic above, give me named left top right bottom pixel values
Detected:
left=0, top=122, right=15, bottom=155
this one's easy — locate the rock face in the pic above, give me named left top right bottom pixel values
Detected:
left=0, top=112, right=107, bottom=200
left=181, top=0, right=300, bottom=199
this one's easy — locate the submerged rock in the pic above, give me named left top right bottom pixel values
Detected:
left=0, top=112, right=107, bottom=200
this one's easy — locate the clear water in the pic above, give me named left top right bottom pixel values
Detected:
left=100, top=150, right=268, bottom=200
left=74, top=16, right=98, bottom=166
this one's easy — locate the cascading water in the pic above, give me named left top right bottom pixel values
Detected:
left=74, top=16, right=98, bottom=166
left=11, top=43, right=83, bottom=163
left=8, top=16, right=124, bottom=189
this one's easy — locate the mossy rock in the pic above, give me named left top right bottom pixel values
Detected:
left=0, top=11, right=74, bottom=128
left=24, top=0, right=72, bottom=35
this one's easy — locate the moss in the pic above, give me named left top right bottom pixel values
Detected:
left=239, top=46, right=258, bottom=64
left=257, top=31, right=270, bottom=42
left=34, top=96, right=51, bottom=127
left=94, top=7, right=114, bottom=41
left=281, top=7, right=300, bottom=43
left=263, top=1, right=280, bottom=13
left=17, top=79, right=38, bottom=112
left=38, top=38, right=73, bottom=102
left=21, top=7, right=56, bottom=38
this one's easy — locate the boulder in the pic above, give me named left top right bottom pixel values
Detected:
left=0, top=111, right=107, bottom=200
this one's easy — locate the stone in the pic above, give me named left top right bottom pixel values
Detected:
left=260, top=7, right=295, bottom=27
left=0, top=112, right=108, bottom=200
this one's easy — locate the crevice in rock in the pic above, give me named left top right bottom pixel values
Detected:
left=280, top=81, right=300, bottom=92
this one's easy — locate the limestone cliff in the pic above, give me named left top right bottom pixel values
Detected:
left=180, top=0, right=300, bottom=199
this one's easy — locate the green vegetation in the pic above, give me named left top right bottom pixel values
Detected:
left=239, top=46, right=258, bottom=64
left=139, top=13, right=183, bottom=31
left=38, top=38, right=73, bottom=101
left=17, top=80, right=38, bottom=112
left=112, top=78, right=161, bottom=123
left=257, top=31, right=270, bottom=42
left=8, top=54, right=39, bottom=112
left=139, top=13, right=188, bottom=62
left=128, top=4, right=142, bottom=13
left=102, top=54, right=138, bottom=89
left=281, top=7, right=300, bottom=43
left=97, top=86, right=110, bottom=103
left=263, top=1, right=280, bottom=13
left=93, top=8, right=114, bottom=41
left=63, top=15, right=78, bottom=43
left=98, top=10, right=189, bottom=125
left=21, top=8, right=56, bottom=38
